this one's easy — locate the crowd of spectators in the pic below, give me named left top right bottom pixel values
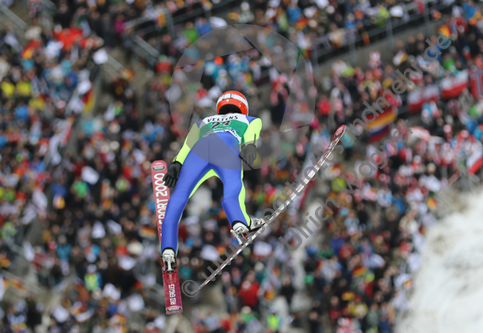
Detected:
left=2, top=1, right=483, bottom=333
left=0, top=1, right=106, bottom=331
left=134, top=0, right=449, bottom=63
left=41, top=0, right=455, bottom=75
left=0, top=3, right=102, bottom=276
left=288, top=2, right=483, bottom=333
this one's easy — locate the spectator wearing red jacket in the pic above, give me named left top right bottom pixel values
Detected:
left=238, top=280, right=260, bottom=313
left=318, top=95, right=332, bottom=122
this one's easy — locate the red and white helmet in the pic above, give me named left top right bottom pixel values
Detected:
left=216, top=90, right=249, bottom=115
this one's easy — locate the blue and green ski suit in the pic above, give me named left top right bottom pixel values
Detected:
left=161, top=113, right=262, bottom=253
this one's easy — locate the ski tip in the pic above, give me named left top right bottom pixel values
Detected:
left=334, top=125, right=346, bottom=139
left=151, top=160, right=167, bottom=172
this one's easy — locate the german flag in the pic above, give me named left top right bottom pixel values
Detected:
left=352, top=266, right=367, bottom=278
left=21, top=40, right=42, bottom=59
left=295, top=18, right=309, bottom=30
left=82, top=86, right=95, bottom=114
left=367, top=107, right=397, bottom=131
left=139, top=226, right=157, bottom=240
left=438, top=24, right=451, bottom=38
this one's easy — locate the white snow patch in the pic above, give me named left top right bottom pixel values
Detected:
left=398, top=189, right=483, bottom=333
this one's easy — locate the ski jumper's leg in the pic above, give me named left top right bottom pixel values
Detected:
left=210, top=132, right=251, bottom=227
left=161, top=143, right=211, bottom=254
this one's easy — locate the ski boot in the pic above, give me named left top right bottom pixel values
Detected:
left=231, top=217, right=268, bottom=244
left=162, top=248, right=176, bottom=273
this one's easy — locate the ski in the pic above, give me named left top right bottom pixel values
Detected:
left=187, top=125, right=346, bottom=295
left=151, top=160, right=183, bottom=314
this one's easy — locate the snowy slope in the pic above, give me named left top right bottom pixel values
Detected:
left=397, top=189, right=483, bottom=333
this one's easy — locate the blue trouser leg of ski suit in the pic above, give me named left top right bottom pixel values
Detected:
left=161, top=132, right=250, bottom=254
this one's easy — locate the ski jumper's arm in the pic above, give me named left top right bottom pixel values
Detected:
left=243, top=117, right=262, bottom=146
left=173, top=122, right=200, bottom=165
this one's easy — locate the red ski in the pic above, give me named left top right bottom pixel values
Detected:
left=151, top=160, right=183, bottom=314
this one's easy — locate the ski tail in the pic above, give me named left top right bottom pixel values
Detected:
left=151, top=160, right=183, bottom=314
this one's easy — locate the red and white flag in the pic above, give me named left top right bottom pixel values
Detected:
left=440, top=70, right=469, bottom=99
left=467, top=141, right=483, bottom=175
left=408, top=85, right=440, bottom=113
left=424, top=84, right=439, bottom=103
left=408, top=89, right=425, bottom=113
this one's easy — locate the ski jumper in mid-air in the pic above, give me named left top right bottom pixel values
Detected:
left=161, top=91, right=266, bottom=271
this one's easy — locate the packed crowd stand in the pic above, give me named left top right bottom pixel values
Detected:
left=2, top=1, right=483, bottom=333
left=0, top=2, right=107, bottom=332
left=0, top=2, right=102, bottom=285
left=30, top=0, right=458, bottom=73
left=125, top=0, right=456, bottom=68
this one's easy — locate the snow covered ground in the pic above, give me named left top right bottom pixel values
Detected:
left=397, top=188, right=483, bottom=333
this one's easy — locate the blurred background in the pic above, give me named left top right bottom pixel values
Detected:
left=0, top=0, right=483, bottom=332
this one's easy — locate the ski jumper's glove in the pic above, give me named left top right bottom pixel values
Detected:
left=240, top=143, right=257, bottom=165
left=163, top=162, right=182, bottom=188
